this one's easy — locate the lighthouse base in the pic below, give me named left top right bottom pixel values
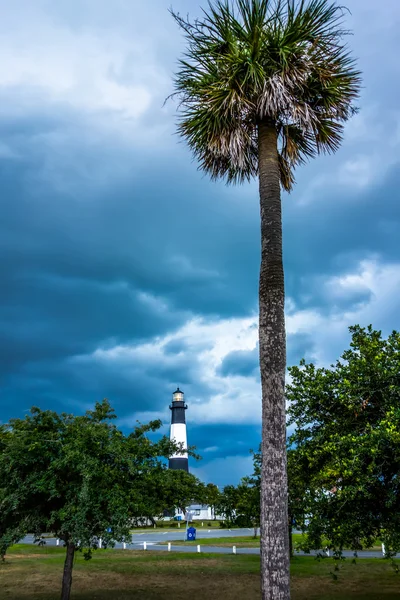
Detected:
left=169, top=457, right=189, bottom=471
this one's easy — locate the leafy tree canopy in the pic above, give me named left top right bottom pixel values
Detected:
left=204, top=483, right=222, bottom=519
left=0, top=400, right=194, bottom=599
left=287, top=325, right=400, bottom=557
left=216, top=449, right=260, bottom=536
left=146, top=468, right=207, bottom=520
left=171, top=0, right=361, bottom=188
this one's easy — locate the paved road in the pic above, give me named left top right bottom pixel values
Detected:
left=20, top=528, right=257, bottom=548
left=19, top=532, right=395, bottom=558
left=131, top=527, right=257, bottom=544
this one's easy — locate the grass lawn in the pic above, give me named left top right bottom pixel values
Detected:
left=163, top=535, right=260, bottom=547
left=163, top=534, right=382, bottom=551
left=0, top=544, right=398, bottom=599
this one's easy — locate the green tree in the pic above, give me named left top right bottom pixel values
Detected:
left=238, top=448, right=261, bottom=537
left=170, top=2, right=360, bottom=597
left=215, top=484, right=240, bottom=526
left=287, top=325, right=400, bottom=558
left=245, top=447, right=304, bottom=550
left=236, top=479, right=261, bottom=537
left=204, top=483, right=222, bottom=519
left=287, top=447, right=309, bottom=557
left=0, top=400, right=181, bottom=600
left=155, top=469, right=207, bottom=518
left=216, top=449, right=260, bottom=535
left=0, top=427, right=28, bottom=561
left=0, top=488, right=27, bottom=562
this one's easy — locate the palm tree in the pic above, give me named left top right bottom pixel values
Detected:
left=170, top=1, right=360, bottom=598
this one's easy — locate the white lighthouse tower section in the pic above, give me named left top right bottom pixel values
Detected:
left=169, top=423, right=188, bottom=459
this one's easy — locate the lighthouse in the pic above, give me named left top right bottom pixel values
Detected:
left=169, top=387, right=189, bottom=471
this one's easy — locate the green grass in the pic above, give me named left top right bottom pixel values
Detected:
left=291, top=534, right=382, bottom=552
left=163, top=534, right=383, bottom=551
left=164, top=536, right=260, bottom=547
left=0, top=544, right=398, bottom=599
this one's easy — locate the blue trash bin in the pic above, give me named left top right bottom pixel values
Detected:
left=186, top=526, right=196, bottom=541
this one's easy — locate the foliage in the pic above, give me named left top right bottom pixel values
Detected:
left=238, top=448, right=261, bottom=536
left=216, top=449, right=260, bottom=535
left=0, top=522, right=26, bottom=563
left=0, top=400, right=194, bottom=598
left=236, top=479, right=261, bottom=536
left=215, top=485, right=240, bottom=526
left=149, top=468, right=207, bottom=518
left=204, top=483, right=222, bottom=519
left=0, top=428, right=27, bottom=561
left=170, top=0, right=361, bottom=189
left=287, top=325, right=400, bottom=559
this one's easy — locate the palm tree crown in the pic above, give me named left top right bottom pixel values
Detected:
left=171, top=0, right=361, bottom=190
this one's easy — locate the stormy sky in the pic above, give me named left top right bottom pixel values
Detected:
left=1, top=0, right=399, bottom=486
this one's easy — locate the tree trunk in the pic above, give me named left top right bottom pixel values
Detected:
left=258, top=119, right=290, bottom=600
left=149, top=516, right=157, bottom=527
left=61, top=542, right=75, bottom=600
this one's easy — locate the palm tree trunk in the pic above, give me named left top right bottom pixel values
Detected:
left=257, top=119, right=290, bottom=600
left=61, top=542, right=75, bottom=600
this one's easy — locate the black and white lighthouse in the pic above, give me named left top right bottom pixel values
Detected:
left=169, top=387, right=189, bottom=472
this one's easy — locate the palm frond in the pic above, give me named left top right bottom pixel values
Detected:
left=170, top=0, right=361, bottom=190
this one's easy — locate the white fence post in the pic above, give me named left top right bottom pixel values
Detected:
left=197, top=545, right=201, bottom=553
left=382, top=543, right=386, bottom=556
left=56, top=539, right=60, bottom=546
left=233, top=546, right=236, bottom=555
left=144, top=542, right=147, bottom=551
left=99, top=538, right=102, bottom=549
left=123, top=542, right=126, bottom=550
left=168, top=543, right=171, bottom=552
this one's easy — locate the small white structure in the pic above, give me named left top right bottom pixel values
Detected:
left=186, top=504, right=214, bottom=521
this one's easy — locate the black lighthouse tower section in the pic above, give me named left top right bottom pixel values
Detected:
left=169, top=387, right=188, bottom=472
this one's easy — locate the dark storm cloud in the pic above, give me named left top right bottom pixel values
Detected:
left=286, top=333, right=315, bottom=367
left=1, top=0, right=400, bottom=490
left=1, top=347, right=190, bottom=422
left=0, top=120, right=258, bottom=379
left=283, top=163, right=400, bottom=308
left=218, top=348, right=258, bottom=378
left=2, top=113, right=400, bottom=431
left=162, top=339, right=188, bottom=355
left=187, top=421, right=260, bottom=486
left=188, top=423, right=260, bottom=459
